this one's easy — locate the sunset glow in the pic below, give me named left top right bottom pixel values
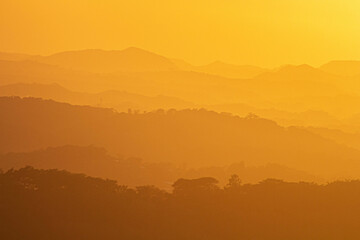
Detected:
left=1, top=1, right=360, bottom=239
left=1, top=0, right=360, bottom=66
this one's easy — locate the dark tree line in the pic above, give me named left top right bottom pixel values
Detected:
left=1, top=167, right=360, bottom=239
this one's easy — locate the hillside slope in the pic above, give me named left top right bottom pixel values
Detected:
left=1, top=97, right=360, bottom=178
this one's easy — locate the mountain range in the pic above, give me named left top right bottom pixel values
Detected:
left=1, top=96, right=360, bottom=179
left=0, top=145, right=320, bottom=189
left=3, top=47, right=360, bottom=78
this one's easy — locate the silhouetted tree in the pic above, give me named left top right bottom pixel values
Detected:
left=172, top=177, right=219, bottom=196
left=2, top=167, right=360, bottom=240
left=225, top=174, right=242, bottom=189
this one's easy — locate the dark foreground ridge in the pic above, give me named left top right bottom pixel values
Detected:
left=1, top=167, right=360, bottom=240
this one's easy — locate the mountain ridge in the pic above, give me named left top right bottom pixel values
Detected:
left=1, top=96, right=360, bottom=178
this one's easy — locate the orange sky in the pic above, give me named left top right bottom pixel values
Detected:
left=1, top=0, right=360, bottom=67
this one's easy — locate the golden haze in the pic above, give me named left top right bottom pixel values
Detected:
left=1, top=0, right=360, bottom=67
left=2, top=1, right=360, bottom=239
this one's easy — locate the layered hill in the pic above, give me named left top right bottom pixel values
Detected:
left=0, top=52, right=39, bottom=61
left=0, top=83, right=193, bottom=111
left=0, top=49, right=268, bottom=78
left=1, top=97, right=360, bottom=179
left=2, top=82, right=353, bottom=130
left=0, top=59, right=263, bottom=104
left=1, top=50, right=360, bottom=121
left=0, top=145, right=319, bottom=188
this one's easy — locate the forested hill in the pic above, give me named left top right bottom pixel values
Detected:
left=1, top=96, right=360, bottom=178
left=0, top=145, right=319, bottom=188
left=1, top=167, right=360, bottom=240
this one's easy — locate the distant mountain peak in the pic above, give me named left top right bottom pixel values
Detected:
left=39, top=47, right=178, bottom=73
left=278, top=64, right=315, bottom=72
left=271, top=64, right=327, bottom=77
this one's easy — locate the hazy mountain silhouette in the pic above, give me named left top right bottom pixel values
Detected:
left=0, top=145, right=177, bottom=188
left=0, top=60, right=70, bottom=76
left=3, top=82, right=354, bottom=133
left=0, top=59, right=258, bottom=102
left=253, top=64, right=345, bottom=96
left=320, top=60, right=360, bottom=77
left=1, top=82, right=350, bottom=131
left=171, top=58, right=196, bottom=71
left=0, top=49, right=267, bottom=78
left=1, top=48, right=358, bottom=84
left=1, top=97, right=360, bottom=179
left=0, top=52, right=39, bottom=61
left=37, top=47, right=178, bottom=73
left=257, top=64, right=342, bottom=84
left=0, top=82, right=74, bottom=98
left=196, top=60, right=269, bottom=79
left=0, top=83, right=194, bottom=111
left=208, top=103, right=343, bottom=128
left=109, top=70, right=260, bottom=103
left=0, top=60, right=97, bottom=91
left=270, top=94, right=360, bottom=122
left=2, top=51, right=360, bottom=124
left=0, top=145, right=320, bottom=189
left=305, top=127, right=360, bottom=151
left=171, top=59, right=269, bottom=78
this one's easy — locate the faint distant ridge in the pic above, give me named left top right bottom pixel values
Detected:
left=0, top=82, right=69, bottom=97
left=2, top=48, right=360, bottom=79
left=170, top=59, right=269, bottom=79
left=0, top=52, right=40, bottom=61
left=38, top=47, right=179, bottom=73
left=0, top=82, right=194, bottom=111
left=255, top=64, right=341, bottom=83
left=266, top=64, right=319, bottom=75
left=196, top=60, right=269, bottom=79
left=320, top=60, right=360, bottom=77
